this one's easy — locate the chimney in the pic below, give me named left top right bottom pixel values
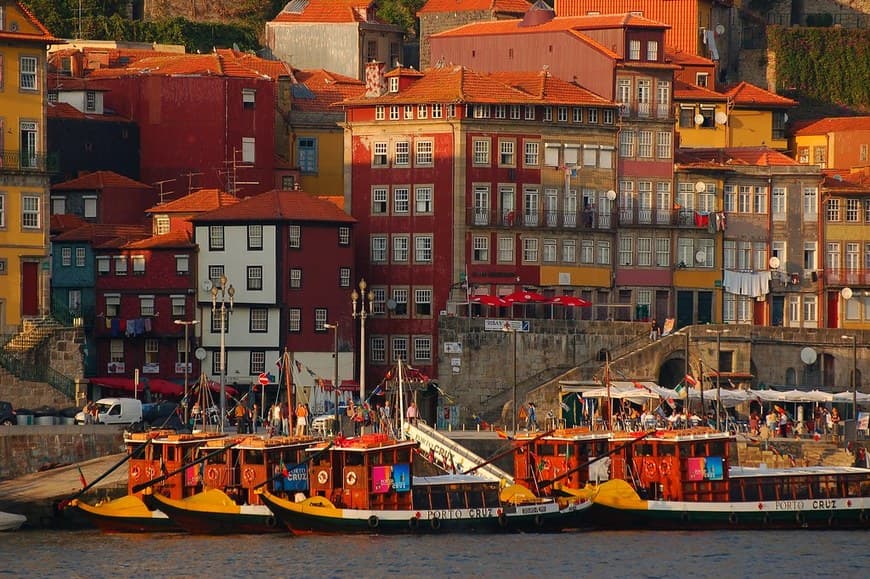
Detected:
left=365, top=61, right=386, bottom=97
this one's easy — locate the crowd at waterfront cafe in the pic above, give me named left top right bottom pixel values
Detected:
left=558, top=381, right=870, bottom=437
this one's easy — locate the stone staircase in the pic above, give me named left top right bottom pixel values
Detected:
left=2, top=317, right=65, bottom=353
left=737, top=438, right=856, bottom=468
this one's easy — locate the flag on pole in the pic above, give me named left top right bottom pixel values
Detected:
left=684, top=374, right=697, bottom=387
left=77, top=466, right=88, bottom=488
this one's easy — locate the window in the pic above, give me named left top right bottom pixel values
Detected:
left=562, top=239, right=576, bottom=263
left=60, top=247, right=72, bottom=267
left=395, top=141, right=410, bottom=166
left=171, top=295, right=186, bottom=318
left=432, top=104, right=442, bottom=118
left=804, top=241, right=817, bottom=271
left=418, top=104, right=428, bottom=119
left=414, top=235, right=433, bottom=263
left=826, top=199, right=841, bottom=222
left=372, top=187, right=388, bottom=214
left=290, top=267, right=303, bottom=289
left=393, top=235, right=409, bottom=262
left=241, top=137, right=255, bottom=163
left=597, top=241, right=611, bottom=265
left=298, top=137, right=317, bottom=174
left=415, top=140, right=433, bottom=166
left=20, top=56, right=37, bottom=90
left=371, top=236, right=387, bottom=263
left=803, top=187, right=818, bottom=221
left=140, top=295, right=155, bottom=317
left=629, top=40, right=641, bottom=60
left=525, top=105, right=535, bottom=120
left=772, top=187, right=787, bottom=220
left=582, top=146, right=597, bottom=167
left=390, top=106, right=400, bottom=120
left=473, top=105, right=491, bottom=119
left=288, top=308, right=301, bottom=332
left=524, top=141, right=540, bottom=166
left=646, top=40, right=658, bottom=61
left=404, top=105, right=414, bottom=120
left=846, top=199, right=861, bottom=222
left=22, top=196, right=39, bottom=229
left=543, top=107, right=553, bottom=122
left=209, top=226, right=224, bottom=250
left=415, top=186, right=432, bottom=214
left=557, top=107, right=568, bottom=122
left=638, top=237, right=652, bottom=266
left=393, top=187, right=410, bottom=214
left=564, top=145, right=579, bottom=166
left=375, top=106, right=385, bottom=121
left=602, top=109, right=614, bottom=124
left=145, top=339, right=159, bottom=365
left=0, top=194, right=4, bottom=228
left=473, top=235, right=489, bottom=262
left=338, top=226, right=350, bottom=246
left=523, top=238, right=539, bottom=263
left=372, top=287, right=387, bottom=315
left=247, top=265, right=263, bottom=290
left=335, top=267, right=350, bottom=289
left=543, top=239, right=557, bottom=263
left=620, top=130, right=635, bottom=157
left=314, top=308, right=328, bottom=331
left=97, top=257, right=110, bottom=275
left=241, top=87, right=256, bottom=109
left=696, top=73, right=709, bottom=87
left=392, top=336, right=408, bottom=362
left=250, top=307, right=268, bottom=332
left=108, top=340, right=124, bottom=365
left=105, top=294, right=121, bottom=318
left=772, top=111, right=787, bottom=140
left=638, top=131, right=653, bottom=158
left=415, top=288, right=432, bottom=317
left=499, top=140, right=515, bottom=166
left=52, top=197, right=65, bottom=215
left=389, top=77, right=399, bottom=93
left=655, top=238, right=670, bottom=267
left=544, top=144, right=560, bottom=167
left=813, top=146, right=826, bottom=167
left=132, top=255, right=145, bottom=275
left=246, top=224, right=263, bottom=250
left=288, top=225, right=301, bottom=248
left=724, top=185, right=737, bottom=213
left=599, top=147, right=614, bottom=169
left=581, top=240, right=594, bottom=264
left=498, top=236, right=514, bottom=263
left=20, top=121, right=38, bottom=168
left=414, top=337, right=432, bottom=363
left=494, top=104, right=507, bottom=119
left=114, top=256, right=127, bottom=276
left=511, top=105, right=522, bottom=120
left=679, top=107, right=695, bottom=128
left=393, top=288, right=408, bottom=316
left=154, top=214, right=170, bottom=235
left=250, top=351, right=266, bottom=375
left=619, top=237, right=633, bottom=266
left=472, top=138, right=490, bottom=166
left=371, top=336, right=386, bottom=363
left=373, top=142, right=388, bottom=167
left=656, top=132, right=671, bottom=159
left=573, top=107, right=583, bottom=123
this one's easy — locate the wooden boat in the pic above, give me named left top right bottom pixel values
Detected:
left=512, top=426, right=870, bottom=530
left=71, top=430, right=226, bottom=532
left=146, top=435, right=319, bottom=534
left=259, top=433, right=592, bottom=534
left=0, top=511, right=26, bottom=531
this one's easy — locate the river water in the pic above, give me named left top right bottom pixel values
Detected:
left=0, top=530, right=866, bottom=578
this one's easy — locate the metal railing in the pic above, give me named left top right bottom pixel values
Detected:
left=0, top=344, right=76, bottom=399
left=0, top=150, right=58, bottom=172
left=466, top=208, right=615, bottom=231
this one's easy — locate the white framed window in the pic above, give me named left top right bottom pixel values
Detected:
left=543, top=107, right=553, bottom=122
left=140, top=295, right=155, bottom=317
left=432, top=104, right=443, bottom=118
left=297, top=137, right=318, bottom=174
left=106, top=294, right=121, bottom=318
left=473, top=235, right=489, bottom=262
left=646, top=40, right=658, bottom=61
left=109, top=340, right=124, bottom=363
left=542, top=239, right=557, bottom=263
left=393, top=187, right=410, bottom=214
left=638, top=131, right=653, bottom=158
left=562, top=239, right=576, bottom=263
left=629, top=40, right=641, bottom=60
left=544, top=144, right=560, bottom=167
left=114, top=256, right=127, bottom=276
left=596, top=241, right=611, bottom=265
left=392, top=288, right=409, bottom=316
left=414, top=235, right=433, bottom=263
left=404, top=105, right=414, bottom=120
left=655, top=238, right=670, bottom=267
left=250, top=351, right=266, bottom=375
left=753, top=186, right=768, bottom=214
left=573, top=107, right=583, bottom=123
left=414, top=289, right=433, bottom=317
left=415, top=186, right=433, bottom=214
left=289, top=268, right=302, bottom=288
left=524, top=141, right=540, bottom=166
left=314, top=308, right=328, bottom=331
left=415, top=140, right=433, bottom=166
left=557, top=107, right=568, bottom=122
left=804, top=241, right=817, bottom=270
left=656, top=131, right=671, bottom=158
left=97, top=256, right=110, bottom=275
left=250, top=307, right=268, bottom=332
left=340, top=267, right=351, bottom=287
left=418, top=104, right=428, bottom=119
left=371, top=287, right=387, bottom=315
left=772, top=187, right=787, bottom=220
left=375, top=106, right=385, bottom=120
left=511, top=105, right=521, bottom=120
left=242, top=88, right=256, bottom=108
left=51, top=197, right=65, bottom=215
left=289, top=225, right=301, bottom=248
left=288, top=308, right=301, bottom=332
left=22, top=196, right=40, bottom=229
left=564, top=145, right=579, bottom=166
left=371, top=236, right=387, bottom=263
left=0, top=194, right=5, bottom=228
left=390, top=106, right=400, bottom=120
left=392, top=336, right=409, bottom=362
left=414, top=336, right=432, bottom=363
left=393, top=235, right=409, bottom=262
left=247, top=224, right=263, bottom=250
left=241, top=137, right=255, bottom=163
left=524, top=105, right=535, bottom=120
left=473, top=138, right=490, bottom=166
left=372, top=187, right=388, bottom=214
left=371, top=336, right=387, bottom=363
left=638, top=237, right=652, bottom=266
left=846, top=199, right=861, bottom=222
left=155, top=214, right=170, bottom=235
left=171, top=295, right=186, bottom=317
left=395, top=141, right=410, bottom=166
left=724, top=185, right=737, bottom=213
left=175, top=255, right=189, bottom=275
left=581, top=240, right=594, bottom=264
left=620, top=130, right=635, bottom=157
left=60, top=247, right=71, bottom=267
left=498, top=236, right=514, bottom=263
left=247, top=265, right=263, bottom=290
left=373, top=142, right=388, bottom=167
left=132, top=255, right=145, bottom=275
left=144, top=338, right=159, bottom=364
left=20, top=56, right=38, bottom=90
left=619, top=236, right=633, bottom=266
left=803, top=187, right=818, bottom=221
left=209, top=225, right=224, bottom=250
left=499, top=140, right=515, bottom=167
left=339, top=226, right=350, bottom=246
left=523, top=238, right=539, bottom=263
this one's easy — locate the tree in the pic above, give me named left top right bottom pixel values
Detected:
left=377, top=0, right=427, bottom=37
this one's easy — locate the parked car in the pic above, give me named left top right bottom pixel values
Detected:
left=75, top=397, right=143, bottom=425
left=0, top=401, right=16, bottom=426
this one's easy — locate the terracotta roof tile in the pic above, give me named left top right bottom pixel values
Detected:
left=675, top=147, right=803, bottom=167
left=291, top=69, right=366, bottom=112
left=673, top=79, right=727, bottom=101
left=123, top=230, right=194, bottom=250
left=272, top=0, right=385, bottom=24
left=53, top=224, right=150, bottom=244
left=419, top=0, right=532, bottom=15
left=723, top=81, right=797, bottom=108
left=50, top=214, right=89, bottom=235
left=793, top=116, right=870, bottom=135
left=0, top=2, right=61, bottom=43
left=47, top=101, right=132, bottom=122
left=147, top=189, right=240, bottom=214
left=488, top=71, right=610, bottom=104
left=666, top=49, right=715, bottom=66
left=52, top=171, right=152, bottom=192
left=434, top=12, right=666, bottom=39
left=86, top=50, right=286, bottom=81
left=190, top=190, right=356, bottom=224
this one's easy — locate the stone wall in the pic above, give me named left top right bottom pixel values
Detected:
left=0, top=426, right=125, bottom=481
left=0, top=327, right=84, bottom=410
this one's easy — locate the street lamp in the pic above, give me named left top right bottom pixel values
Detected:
left=842, top=334, right=858, bottom=442
left=174, top=318, right=199, bottom=426
left=351, top=279, right=374, bottom=433
left=706, top=328, right=729, bottom=430
left=211, top=275, right=234, bottom=432
left=324, top=322, right=340, bottom=428
left=502, top=324, right=518, bottom=434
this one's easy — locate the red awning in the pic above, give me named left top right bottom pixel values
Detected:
left=339, top=379, right=359, bottom=392
left=204, top=380, right=238, bottom=397
left=89, top=376, right=183, bottom=396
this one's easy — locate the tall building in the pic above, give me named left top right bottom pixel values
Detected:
left=0, top=2, right=60, bottom=332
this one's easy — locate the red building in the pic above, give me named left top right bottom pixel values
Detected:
left=341, top=62, right=618, bottom=381
left=50, top=171, right=157, bottom=226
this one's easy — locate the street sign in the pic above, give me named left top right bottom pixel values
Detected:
left=258, top=373, right=270, bottom=386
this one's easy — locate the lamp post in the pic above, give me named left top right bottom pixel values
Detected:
left=351, top=279, right=374, bottom=433
left=706, top=328, right=729, bottom=430
left=324, top=322, right=340, bottom=427
left=174, top=318, right=199, bottom=426
left=502, top=324, right=518, bottom=434
left=842, top=334, right=858, bottom=442
left=211, top=275, right=234, bottom=432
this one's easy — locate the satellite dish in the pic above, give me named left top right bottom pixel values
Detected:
left=783, top=112, right=789, bottom=123
left=769, top=256, right=781, bottom=269
left=715, top=111, right=728, bottom=125
left=606, top=190, right=617, bottom=201
left=694, top=181, right=706, bottom=193
left=715, top=24, right=725, bottom=35
left=841, top=287, right=853, bottom=300
left=695, top=250, right=706, bottom=264
left=386, top=299, right=397, bottom=311
left=694, top=114, right=705, bottom=126
left=201, top=279, right=213, bottom=291
left=800, top=347, right=817, bottom=365
left=194, top=347, right=207, bottom=361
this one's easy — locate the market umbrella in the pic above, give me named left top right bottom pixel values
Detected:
left=503, top=290, right=549, bottom=318
left=470, top=294, right=507, bottom=307
left=550, top=295, right=591, bottom=307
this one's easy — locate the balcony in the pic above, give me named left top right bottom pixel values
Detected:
left=824, top=268, right=870, bottom=287
left=0, top=150, right=58, bottom=173
left=617, top=207, right=710, bottom=229
left=466, top=208, right=616, bottom=231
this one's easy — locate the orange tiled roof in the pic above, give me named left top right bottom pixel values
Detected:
left=343, top=65, right=610, bottom=106
left=291, top=69, right=366, bottom=112
left=673, top=79, right=727, bottom=101
left=50, top=214, right=89, bottom=235
left=419, top=0, right=532, bottom=14
left=666, top=49, right=715, bottom=67
left=723, top=81, right=797, bottom=108
left=52, top=171, right=151, bottom=192
left=822, top=168, right=870, bottom=191
left=792, top=116, right=870, bottom=135
left=433, top=13, right=667, bottom=38
left=272, top=0, right=384, bottom=24
left=146, top=189, right=240, bottom=214
left=87, top=49, right=289, bottom=80
left=47, top=101, right=132, bottom=123
left=190, top=189, right=356, bottom=223
left=53, top=224, right=150, bottom=244
left=0, top=1, right=62, bottom=44
left=123, top=230, right=194, bottom=250
left=675, top=147, right=803, bottom=167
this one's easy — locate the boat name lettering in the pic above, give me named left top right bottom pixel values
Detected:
left=775, top=500, right=805, bottom=510
left=518, top=505, right=548, bottom=515
left=812, top=499, right=836, bottom=510
left=426, top=508, right=492, bottom=520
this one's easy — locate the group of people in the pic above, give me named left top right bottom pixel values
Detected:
left=518, top=401, right=539, bottom=431
left=81, top=400, right=99, bottom=424
left=749, top=405, right=843, bottom=440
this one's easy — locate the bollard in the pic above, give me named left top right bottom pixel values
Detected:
left=477, top=424, right=480, bottom=432
left=448, top=423, right=452, bottom=432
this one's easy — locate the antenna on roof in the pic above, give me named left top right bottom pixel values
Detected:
left=182, top=172, right=203, bottom=195
left=153, top=179, right=176, bottom=204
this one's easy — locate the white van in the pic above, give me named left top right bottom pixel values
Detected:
left=75, top=397, right=143, bottom=425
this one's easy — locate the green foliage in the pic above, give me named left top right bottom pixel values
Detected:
left=377, top=0, right=427, bottom=36
left=769, top=26, right=870, bottom=109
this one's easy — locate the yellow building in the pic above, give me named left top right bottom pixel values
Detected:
left=722, top=82, right=796, bottom=150
left=0, top=2, right=59, bottom=331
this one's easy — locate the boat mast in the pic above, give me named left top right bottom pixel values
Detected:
left=397, top=358, right=405, bottom=439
